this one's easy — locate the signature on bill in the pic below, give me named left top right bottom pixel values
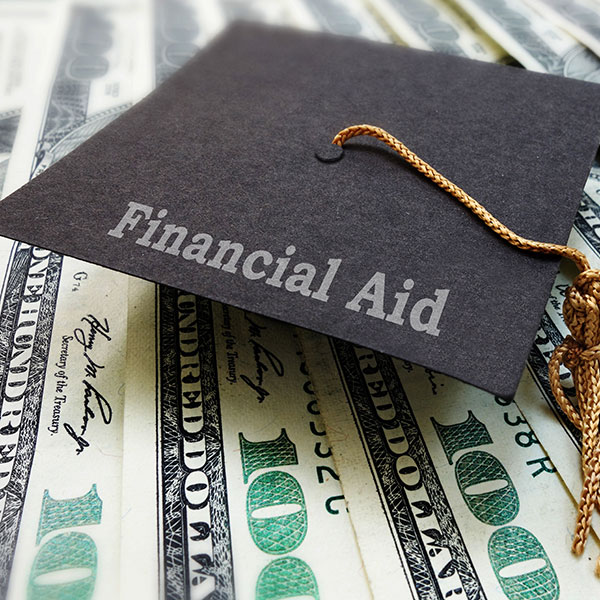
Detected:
left=63, top=315, right=113, bottom=454
left=240, top=313, right=284, bottom=402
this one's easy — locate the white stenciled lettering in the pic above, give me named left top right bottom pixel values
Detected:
left=345, top=271, right=387, bottom=319
left=409, top=290, right=449, bottom=337
left=152, top=224, right=189, bottom=256
left=107, top=201, right=153, bottom=239
left=242, top=250, right=273, bottom=280
left=137, top=209, right=168, bottom=247
left=182, top=234, right=213, bottom=264
left=347, top=274, right=449, bottom=336
left=284, top=263, right=316, bottom=297
left=206, top=241, right=244, bottom=273
left=311, top=258, right=342, bottom=302
left=385, top=279, right=414, bottom=326
left=107, top=203, right=452, bottom=328
left=265, top=245, right=296, bottom=288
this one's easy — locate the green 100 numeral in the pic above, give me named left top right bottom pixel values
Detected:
left=432, top=412, right=559, bottom=600
left=28, top=485, right=103, bottom=600
left=239, top=429, right=320, bottom=600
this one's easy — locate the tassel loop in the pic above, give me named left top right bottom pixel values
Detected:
left=549, top=268, right=600, bottom=560
left=332, top=124, right=600, bottom=572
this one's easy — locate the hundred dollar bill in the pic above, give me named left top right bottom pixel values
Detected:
left=297, top=0, right=391, bottom=40
left=218, top=0, right=316, bottom=31
left=365, top=0, right=600, bottom=540
left=449, top=0, right=600, bottom=79
left=525, top=0, right=600, bottom=60
left=153, top=0, right=225, bottom=87
left=513, top=171, right=600, bottom=527
left=120, top=280, right=372, bottom=599
left=152, top=0, right=326, bottom=91
left=121, top=7, right=373, bottom=598
left=301, top=330, right=600, bottom=599
left=366, top=0, right=505, bottom=60
left=0, top=1, right=61, bottom=196
left=2, top=2, right=151, bottom=598
left=2, top=0, right=151, bottom=194
left=446, top=0, right=600, bottom=526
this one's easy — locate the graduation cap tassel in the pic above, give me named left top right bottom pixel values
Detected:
left=549, top=273, right=600, bottom=573
left=331, top=124, right=600, bottom=573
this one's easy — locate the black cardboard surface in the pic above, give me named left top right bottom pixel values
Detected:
left=1, top=23, right=600, bottom=398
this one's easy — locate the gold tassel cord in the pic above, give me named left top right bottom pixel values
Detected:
left=332, top=124, right=600, bottom=573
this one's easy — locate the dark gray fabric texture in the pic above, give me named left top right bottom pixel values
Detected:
left=1, top=22, right=600, bottom=398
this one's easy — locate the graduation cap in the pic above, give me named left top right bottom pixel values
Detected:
left=5, top=20, right=600, bottom=563
left=0, top=22, right=599, bottom=402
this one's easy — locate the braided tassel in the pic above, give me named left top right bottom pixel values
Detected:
left=333, top=124, right=600, bottom=572
left=549, top=270, right=600, bottom=572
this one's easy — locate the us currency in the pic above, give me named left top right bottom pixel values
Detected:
left=0, top=1, right=61, bottom=197
left=219, top=0, right=390, bottom=42
left=364, top=0, right=600, bottom=537
left=153, top=0, right=225, bottom=87
left=303, top=0, right=600, bottom=539
left=449, top=0, right=600, bottom=79
left=120, top=280, right=372, bottom=599
left=2, top=2, right=152, bottom=598
left=301, top=330, right=600, bottom=598
left=297, top=0, right=391, bottom=41
left=218, top=0, right=316, bottom=31
left=2, top=0, right=151, bottom=193
left=366, top=0, right=505, bottom=60
left=120, top=7, right=373, bottom=596
left=151, top=0, right=328, bottom=92
left=525, top=0, right=600, bottom=60
left=445, top=0, right=600, bottom=524
left=513, top=170, right=600, bottom=528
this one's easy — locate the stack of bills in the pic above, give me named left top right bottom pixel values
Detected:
left=1, top=0, right=600, bottom=597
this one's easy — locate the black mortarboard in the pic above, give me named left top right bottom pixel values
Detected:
left=0, top=22, right=599, bottom=398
